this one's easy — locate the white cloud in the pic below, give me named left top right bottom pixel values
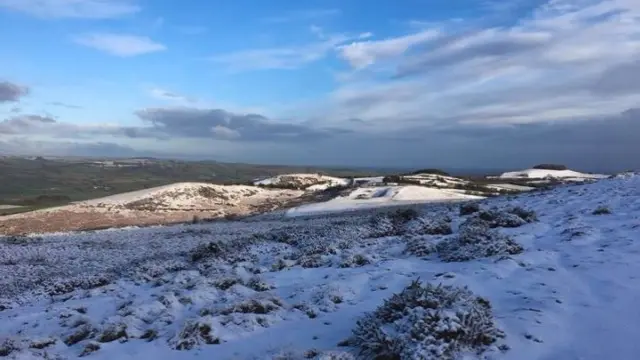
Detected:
left=337, top=29, right=441, bottom=69
left=264, top=8, right=340, bottom=23
left=0, top=0, right=139, bottom=19
left=73, top=33, right=166, bottom=57
left=312, top=0, right=640, bottom=132
left=210, top=34, right=351, bottom=71
left=211, top=125, right=241, bottom=139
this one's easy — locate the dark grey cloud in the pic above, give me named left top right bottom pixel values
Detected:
left=0, top=115, right=57, bottom=134
left=396, top=30, right=551, bottom=78
left=0, top=81, right=29, bottom=103
left=0, top=138, right=143, bottom=158
left=134, top=107, right=348, bottom=141
left=590, top=61, right=640, bottom=96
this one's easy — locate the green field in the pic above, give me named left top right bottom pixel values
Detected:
left=0, top=157, right=390, bottom=215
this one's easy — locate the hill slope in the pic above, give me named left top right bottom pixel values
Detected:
left=2, top=174, right=638, bottom=359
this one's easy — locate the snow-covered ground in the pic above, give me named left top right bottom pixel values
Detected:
left=401, top=173, right=469, bottom=187
left=286, top=185, right=483, bottom=217
left=498, top=168, right=607, bottom=180
left=485, top=184, right=536, bottom=192
left=2, top=174, right=640, bottom=359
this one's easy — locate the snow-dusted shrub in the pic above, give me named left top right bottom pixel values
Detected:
left=190, top=242, right=225, bottom=262
left=389, top=208, right=420, bottom=224
left=64, top=324, right=94, bottom=346
left=298, top=254, right=329, bottom=268
left=405, top=217, right=453, bottom=236
left=592, top=206, right=611, bottom=215
left=508, top=206, right=538, bottom=223
left=368, top=214, right=400, bottom=238
left=171, top=320, right=220, bottom=350
left=459, top=202, right=480, bottom=216
left=404, top=235, right=437, bottom=257
left=352, top=280, right=504, bottom=360
left=46, top=275, right=110, bottom=296
left=0, top=338, right=18, bottom=357
left=476, top=209, right=526, bottom=228
left=437, top=218, right=523, bottom=262
left=339, top=254, right=372, bottom=268
left=246, top=277, right=273, bottom=292
left=474, top=206, right=537, bottom=228
left=221, top=297, right=282, bottom=315
left=80, top=342, right=101, bottom=357
left=97, top=323, right=128, bottom=343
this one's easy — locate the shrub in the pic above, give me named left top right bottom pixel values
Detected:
left=508, top=206, right=538, bottom=223
left=172, top=321, right=220, bottom=350
left=352, top=280, right=504, bottom=359
left=404, top=236, right=437, bottom=257
left=340, top=254, right=372, bottom=268
left=532, top=164, right=568, bottom=170
left=97, top=323, right=128, bottom=343
left=46, top=275, right=110, bottom=296
left=405, top=218, right=453, bottom=236
left=0, top=339, right=18, bottom=357
left=80, top=342, right=101, bottom=357
left=473, top=207, right=536, bottom=229
left=592, top=206, right=611, bottom=215
left=190, top=242, right=225, bottom=262
left=389, top=208, right=420, bottom=224
left=459, top=202, right=480, bottom=216
left=408, top=169, right=451, bottom=176
left=64, top=324, right=94, bottom=346
left=437, top=218, right=523, bottom=262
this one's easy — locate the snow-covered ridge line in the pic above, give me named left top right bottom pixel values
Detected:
left=497, top=168, right=607, bottom=180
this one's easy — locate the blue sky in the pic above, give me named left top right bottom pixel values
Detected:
left=1, top=0, right=640, bottom=171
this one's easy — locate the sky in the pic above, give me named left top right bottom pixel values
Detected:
left=0, top=0, right=639, bottom=172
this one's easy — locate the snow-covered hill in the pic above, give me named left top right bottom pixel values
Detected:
left=254, top=174, right=351, bottom=191
left=286, top=185, right=483, bottom=217
left=0, top=183, right=303, bottom=235
left=498, top=168, right=607, bottom=181
left=1, top=174, right=637, bottom=359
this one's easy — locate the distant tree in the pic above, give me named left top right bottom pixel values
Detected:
left=532, top=164, right=568, bottom=171
left=408, top=168, right=450, bottom=176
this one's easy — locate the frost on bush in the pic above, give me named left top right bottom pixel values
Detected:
left=0, top=338, right=18, bottom=357
left=171, top=320, right=220, bottom=350
left=404, top=236, right=437, bottom=257
left=352, top=280, right=504, bottom=360
left=437, top=218, right=523, bottom=262
left=459, top=202, right=480, bottom=216
left=190, top=242, right=226, bottom=262
left=46, top=275, right=111, bottom=296
left=592, top=206, right=611, bottom=215
left=472, top=206, right=537, bottom=229
left=339, top=254, right=372, bottom=268
left=368, top=214, right=401, bottom=238
left=405, top=217, right=453, bottom=236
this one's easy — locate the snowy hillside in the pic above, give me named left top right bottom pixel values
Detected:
left=254, top=174, right=351, bottom=191
left=286, top=185, right=483, bottom=217
left=401, top=173, right=470, bottom=187
left=498, top=168, right=607, bottom=181
left=0, top=183, right=303, bottom=235
left=2, top=174, right=639, bottom=359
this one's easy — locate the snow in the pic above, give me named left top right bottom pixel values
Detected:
left=498, top=168, right=607, bottom=180
left=254, top=174, right=350, bottom=191
left=402, top=173, right=469, bottom=187
left=485, top=184, right=536, bottom=192
left=286, top=185, right=483, bottom=217
left=2, top=174, right=640, bottom=359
